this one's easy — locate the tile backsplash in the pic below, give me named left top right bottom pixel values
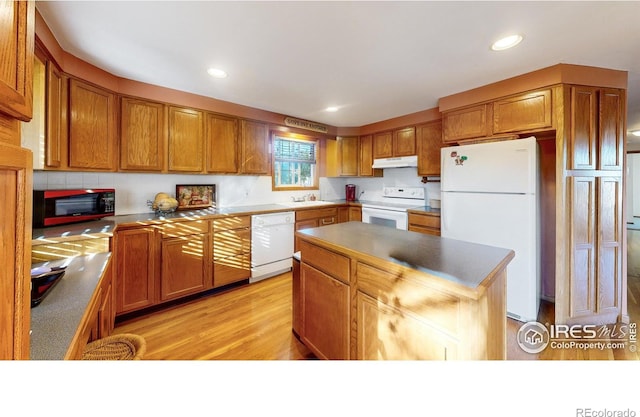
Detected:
left=33, top=168, right=440, bottom=215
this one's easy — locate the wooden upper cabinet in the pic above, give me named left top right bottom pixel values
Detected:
left=338, top=136, right=358, bottom=176
left=205, top=113, right=239, bottom=173
left=568, top=86, right=624, bottom=171
left=168, top=106, right=204, bottom=172
left=492, top=89, right=552, bottom=134
left=239, top=119, right=270, bottom=174
left=120, top=97, right=166, bottom=171
left=442, top=104, right=489, bottom=143
left=393, top=126, right=416, bottom=156
left=68, top=79, right=117, bottom=170
left=373, top=131, right=393, bottom=159
left=358, top=134, right=382, bottom=177
left=416, top=120, right=442, bottom=177
left=45, top=60, right=65, bottom=168
left=0, top=0, right=34, bottom=122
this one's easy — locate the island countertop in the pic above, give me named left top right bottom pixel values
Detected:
left=297, top=221, right=514, bottom=298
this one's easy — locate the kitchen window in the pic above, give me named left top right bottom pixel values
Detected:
left=272, top=134, right=318, bottom=190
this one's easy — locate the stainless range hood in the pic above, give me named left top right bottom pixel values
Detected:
left=372, top=155, right=418, bottom=169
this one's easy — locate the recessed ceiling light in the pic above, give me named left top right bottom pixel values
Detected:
left=325, top=106, right=339, bottom=112
left=632, top=130, right=640, bottom=137
left=207, top=68, right=228, bottom=78
left=491, top=34, right=524, bottom=51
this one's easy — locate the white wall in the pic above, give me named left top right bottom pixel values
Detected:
left=33, top=168, right=438, bottom=215
left=322, top=167, right=440, bottom=204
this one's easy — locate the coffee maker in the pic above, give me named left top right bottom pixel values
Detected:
left=345, top=184, right=356, bottom=201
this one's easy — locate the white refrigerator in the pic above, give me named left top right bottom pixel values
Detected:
left=440, top=136, right=540, bottom=322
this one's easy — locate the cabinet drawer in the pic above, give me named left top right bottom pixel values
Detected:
left=356, top=262, right=460, bottom=336
left=296, top=207, right=338, bottom=222
left=213, top=215, right=251, bottom=230
left=213, top=228, right=251, bottom=259
left=299, top=240, right=350, bottom=284
left=408, top=213, right=440, bottom=229
left=159, top=220, right=209, bottom=237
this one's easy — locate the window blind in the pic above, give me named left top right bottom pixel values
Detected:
left=274, top=138, right=316, bottom=163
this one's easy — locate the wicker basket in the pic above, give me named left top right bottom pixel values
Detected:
left=82, top=333, right=147, bottom=360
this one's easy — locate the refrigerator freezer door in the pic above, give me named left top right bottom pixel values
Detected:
left=441, top=136, right=537, bottom=194
left=441, top=191, right=539, bottom=322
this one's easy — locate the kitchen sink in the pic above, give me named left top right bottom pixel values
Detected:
left=277, top=200, right=336, bottom=208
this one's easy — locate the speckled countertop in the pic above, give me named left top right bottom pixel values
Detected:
left=297, top=222, right=512, bottom=296
left=30, top=252, right=111, bottom=360
left=32, top=201, right=356, bottom=240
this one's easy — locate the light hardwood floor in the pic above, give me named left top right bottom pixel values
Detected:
left=115, top=254, right=640, bottom=361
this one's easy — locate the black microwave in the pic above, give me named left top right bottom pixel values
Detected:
left=33, top=188, right=115, bottom=228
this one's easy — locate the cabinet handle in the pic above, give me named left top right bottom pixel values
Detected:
left=322, top=217, right=335, bottom=225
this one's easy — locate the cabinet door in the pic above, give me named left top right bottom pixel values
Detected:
left=161, top=234, right=211, bottom=301
left=373, top=131, right=392, bottom=159
left=598, top=89, right=624, bottom=171
left=348, top=206, right=362, bottom=222
left=0, top=143, right=31, bottom=359
left=120, top=97, right=166, bottom=171
left=45, top=61, right=64, bottom=168
left=114, top=227, right=158, bottom=314
left=68, top=79, right=116, bottom=170
left=393, top=127, right=416, bottom=156
left=206, top=113, right=239, bottom=173
left=337, top=206, right=349, bottom=223
left=416, top=120, right=442, bottom=176
left=492, top=89, right=552, bottom=134
left=568, top=86, right=597, bottom=170
left=338, top=136, right=358, bottom=176
left=568, top=176, right=596, bottom=320
left=442, top=104, right=489, bottom=143
left=240, top=119, right=270, bottom=174
left=595, top=176, right=623, bottom=319
left=97, top=259, right=114, bottom=339
left=357, top=292, right=457, bottom=360
left=168, top=106, right=204, bottom=172
left=301, top=263, right=350, bottom=359
left=0, top=0, right=34, bottom=122
left=358, top=134, right=382, bottom=177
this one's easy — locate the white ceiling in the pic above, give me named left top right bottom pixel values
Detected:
left=36, top=1, right=640, bottom=142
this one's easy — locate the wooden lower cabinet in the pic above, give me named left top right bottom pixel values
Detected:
left=114, top=226, right=159, bottom=314
left=566, top=175, right=623, bottom=325
left=357, top=292, right=458, bottom=360
left=296, top=234, right=507, bottom=360
left=66, top=256, right=115, bottom=359
left=294, top=207, right=338, bottom=250
left=213, top=216, right=251, bottom=288
left=301, top=263, right=350, bottom=360
left=408, top=212, right=440, bottom=236
left=160, top=233, right=212, bottom=302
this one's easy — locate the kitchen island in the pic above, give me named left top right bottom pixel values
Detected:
left=295, top=221, right=515, bottom=360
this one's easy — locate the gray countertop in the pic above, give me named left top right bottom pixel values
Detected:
left=30, top=253, right=111, bottom=360
left=297, top=222, right=513, bottom=294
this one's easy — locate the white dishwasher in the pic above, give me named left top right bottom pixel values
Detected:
left=250, top=211, right=295, bottom=283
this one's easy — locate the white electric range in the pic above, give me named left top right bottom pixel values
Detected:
left=361, top=186, right=426, bottom=230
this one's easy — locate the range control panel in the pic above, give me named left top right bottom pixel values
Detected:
left=382, top=186, right=425, bottom=200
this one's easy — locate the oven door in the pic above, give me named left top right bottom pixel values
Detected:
left=361, top=207, right=408, bottom=230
